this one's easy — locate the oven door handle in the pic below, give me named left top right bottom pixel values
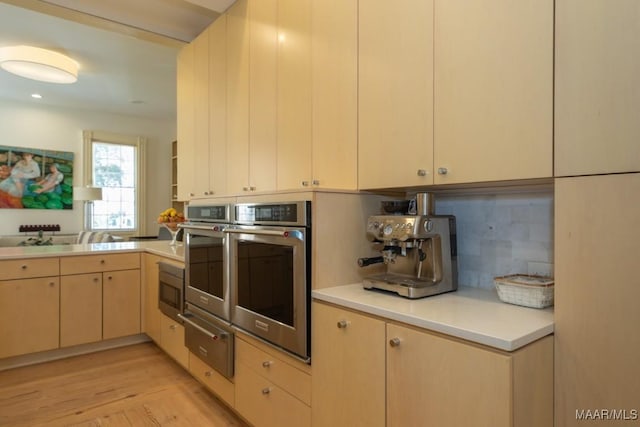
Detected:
left=178, top=313, right=228, bottom=341
left=179, top=224, right=223, bottom=232
left=224, top=228, right=303, bottom=240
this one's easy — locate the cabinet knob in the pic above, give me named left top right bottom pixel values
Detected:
left=93, top=277, right=99, bottom=283
left=312, top=180, right=320, bottom=186
left=337, top=320, right=349, bottom=329
left=189, top=192, right=195, bottom=197
left=249, top=186, right=256, bottom=191
left=417, top=169, right=427, bottom=177
left=21, top=264, right=27, bottom=270
left=49, top=281, right=55, bottom=287
left=107, top=275, right=112, bottom=280
left=243, top=187, right=249, bottom=191
left=205, top=371, right=213, bottom=377
left=301, top=181, right=309, bottom=187
left=169, top=324, right=177, bottom=330
left=437, top=167, right=448, bottom=175
left=261, top=387, right=271, bottom=395
left=262, top=360, right=272, bottom=368
left=389, top=337, right=401, bottom=347
left=100, top=259, right=105, bottom=264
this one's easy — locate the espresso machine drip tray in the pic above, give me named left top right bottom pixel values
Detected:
left=363, top=273, right=454, bottom=299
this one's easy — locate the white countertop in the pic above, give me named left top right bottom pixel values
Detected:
left=312, top=284, right=554, bottom=351
left=0, top=240, right=185, bottom=262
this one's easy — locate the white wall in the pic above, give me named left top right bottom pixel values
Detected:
left=0, top=99, right=175, bottom=237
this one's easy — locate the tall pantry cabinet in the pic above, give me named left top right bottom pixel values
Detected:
left=554, top=1, right=640, bottom=425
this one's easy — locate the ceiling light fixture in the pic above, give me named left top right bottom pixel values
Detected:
left=0, top=45, right=78, bottom=84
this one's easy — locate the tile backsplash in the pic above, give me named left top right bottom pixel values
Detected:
left=435, top=191, right=554, bottom=290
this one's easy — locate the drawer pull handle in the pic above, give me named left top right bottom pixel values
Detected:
left=261, top=387, right=271, bottom=395
left=205, top=371, right=212, bottom=377
left=262, top=361, right=272, bottom=368
left=21, top=264, right=27, bottom=270
left=199, top=346, right=208, bottom=356
left=389, top=337, right=401, bottom=348
left=337, top=320, right=349, bottom=329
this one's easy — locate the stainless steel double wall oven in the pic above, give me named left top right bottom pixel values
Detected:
left=180, top=200, right=312, bottom=374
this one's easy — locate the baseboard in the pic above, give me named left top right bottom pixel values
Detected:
left=0, top=334, right=151, bottom=371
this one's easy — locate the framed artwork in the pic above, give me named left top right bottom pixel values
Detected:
left=0, top=145, right=74, bottom=209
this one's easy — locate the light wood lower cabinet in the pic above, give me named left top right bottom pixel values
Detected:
left=189, top=351, right=235, bottom=407
left=312, top=301, right=553, bottom=427
left=59, top=254, right=141, bottom=345
left=103, top=269, right=141, bottom=340
left=235, top=335, right=311, bottom=427
left=60, top=273, right=102, bottom=347
left=0, top=276, right=60, bottom=359
left=311, top=301, right=385, bottom=427
left=160, top=314, right=188, bottom=368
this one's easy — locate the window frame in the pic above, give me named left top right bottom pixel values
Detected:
left=82, top=130, right=147, bottom=236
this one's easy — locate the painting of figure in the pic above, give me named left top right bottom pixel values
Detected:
left=0, top=146, right=74, bottom=209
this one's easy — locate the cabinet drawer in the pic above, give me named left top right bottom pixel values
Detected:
left=160, top=314, right=189, bottom=368
left=236, top=337, right=311, bottom=405
left=235, top=361, right=310, bottom=427
left=0, top=257, right=59, bottom=280
left=60, top=253, right=140, bottom=274
left=188, top=351, right=235, bottom=407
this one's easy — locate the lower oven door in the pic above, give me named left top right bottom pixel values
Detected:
left=226, top=226, right=310, bottom=361
left=179, top=303, right=234, bottom=379
left=183, top=224, right=229, bottom=321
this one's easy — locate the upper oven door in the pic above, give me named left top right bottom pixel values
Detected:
left=226, top=225, right=310, bottom=361
left=183, top=224, right=230, bottom=322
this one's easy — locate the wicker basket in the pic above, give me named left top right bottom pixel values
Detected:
left=494, top=274, right=554, bottom=309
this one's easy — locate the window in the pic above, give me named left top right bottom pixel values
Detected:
left=83, top=131, right=146, bottom=234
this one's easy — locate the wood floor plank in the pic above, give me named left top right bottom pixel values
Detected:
left=0, top=343, right=248, bottom=427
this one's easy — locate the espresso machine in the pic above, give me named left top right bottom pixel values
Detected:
left=358, top=193, right=458, bottom=299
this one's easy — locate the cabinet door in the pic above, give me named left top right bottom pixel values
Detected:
left=103, top=269, right=141, bottom=340
left=209, top=15, right=228, bottom=196
left=555, top=174, right=640, bottom=426
left=434, top=0, right=553, bottom=184
left=310, top=0, right=357, bottom=190
left=311, top=302, right=385, bottom=427
left=142, top=253, right=162, bottom=343
left=555, top=0, right=640, bottom=176
left=0, top=277, right=59, bottom=359
left=358, top=0, right=434, bottom=189
left=276, top=0, right=312, bottom=191
left=60, top=273, right=102, bottom=347
left=177, top=42, right=195, bottom=201
left=193, top=27, right=212, bottom=198
left=248, top=0, right=277, bottom=193
left=386, top=323, right=511, bottom=427
left=226, top=0, right=250, bottom=194
left=235, top=361, right=310, bottom=427
left=160, top=314, right=188, bottom=368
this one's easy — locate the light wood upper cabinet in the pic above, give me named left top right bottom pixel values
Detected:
left=226, top=0, right=251, bottom=194
left=311, top=302, right=385, bottom=427
left=248, top=0, right=277, bottom=193
left=433, top=0, right=553, bottom=184
left=555, top=174, right=640, bottom=426
left=358, top=0, right=434, bottom=189
left=192, top=27, right=212, bottom=198
left=555, top=0, right=640, bottom=176
left=309, top=0, right=358, bottom=190
left=0, top=276, right=59, bottom=359
left=209, top=15, right=228, bottom=196
left=176, top=41, right=195, bottom=201
left=276, top=0, right=312, bottom=191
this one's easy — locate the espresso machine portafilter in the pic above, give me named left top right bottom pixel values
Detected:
left=358, top=193, right=458, bottom=299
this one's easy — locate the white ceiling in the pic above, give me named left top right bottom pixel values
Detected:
left=0, top=0, right=233, bottom=121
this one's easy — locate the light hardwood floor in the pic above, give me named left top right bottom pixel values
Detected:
left=0, top=343, right=249, bottom=427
